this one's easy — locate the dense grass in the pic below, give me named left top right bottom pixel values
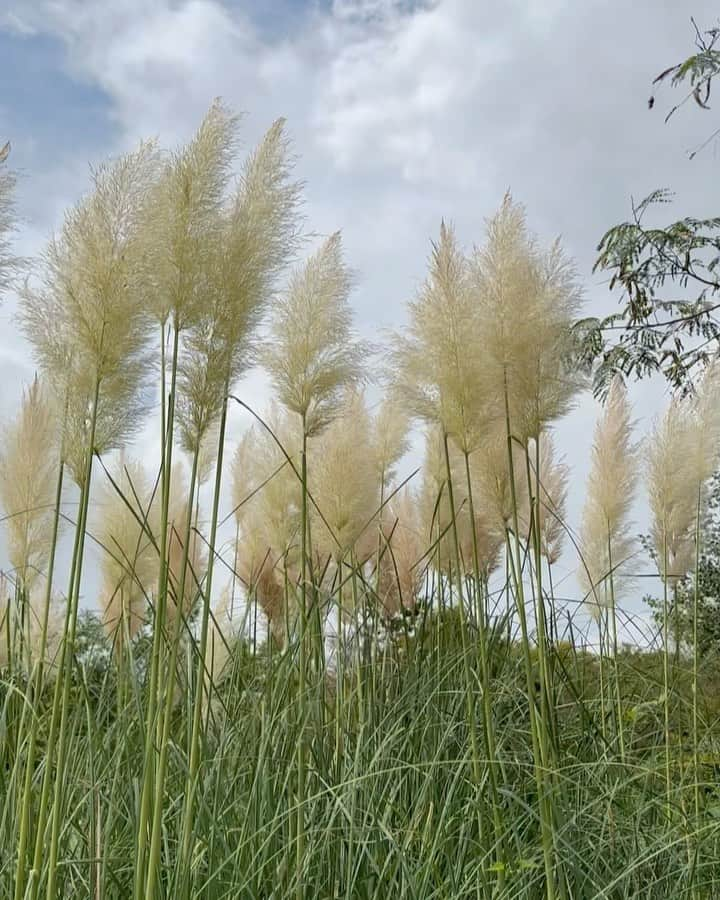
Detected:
left=2, top=605, right=720, bottom=899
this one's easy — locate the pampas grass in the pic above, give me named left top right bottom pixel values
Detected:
left=310, top=390, right=379, bottom=567
left=264, top=231, right=368, bottom=439
left=470, top=193, right=584, bottom=443
left=393, top=221, right=492, bottom=451
left=19, top=142, right=158, bottom=486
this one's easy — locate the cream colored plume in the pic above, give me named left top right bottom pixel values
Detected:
left=518, top=433, right=569, bottom=565
left=204, top=586, right=235, bottom=686
left=371, top=396, right=410, bottom=489
left=232, top=408, right=302, bottom=571
left=471, top=194, right=584, bottom=444
left=0, top=584, right=64, bottom=678
left=418, top=425, right=503, bottom=579
left=19, top=142, right=159, bottom=486
left=0, top=377, right=60, bottom=590
left=578, top=377, right=638, bottom=614
left=231, top=410, right=302, bottom=643
left=309, top=391, right=380, bottom=566
left=377, top=487, right=424, bottom=614
left=141, top=99, right=238, bottom=329
left=96, top=457, right=156, bottom=647
left=264, top=232, right=369, bottom=437
left=176, top=117, right=301, bottom=454
left=648, top=364, right=720, bottom=585
left=393, top=221, right=493, bottom=452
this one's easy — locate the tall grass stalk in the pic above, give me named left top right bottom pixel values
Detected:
left=42, top=382, right=99, bottom=900
left=606, top=533, right=626, bottom=761
left=440, top=432, right=489, bottom=896
left=144, top=443, right=200, bottom=899
left=178, top=390, right=229, bottom=897
left=13, top=459, right=65, bottom=900
left=135, top=319, right=181, bottom=896
left=503, top=381, right=558, bottom=900
left=462, top=447, right=506, bottom=887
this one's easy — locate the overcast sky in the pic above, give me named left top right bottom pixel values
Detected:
left=1, top=0, right=718, bottom=645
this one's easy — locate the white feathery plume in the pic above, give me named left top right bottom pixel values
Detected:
left=519, top=434, right=569, bottom=565
left=264, top=231, right=369, bottom=438
left=96, top=457, right=156, bottom=646
left=0, top=377, right=60, bottom=590
left=309, top=390, right=379, bottom=566
left=19, top=142, right=159, bottom=485
left=471, top=193, right=584, bottom=444
left=393, top=221, right=493, bottom=452
left=578, top=377, right=639, bottom=615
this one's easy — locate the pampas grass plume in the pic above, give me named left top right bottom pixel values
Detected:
left=578, top=377, right=638, bottom=611
left=0, top=377, right=60, bottom=589
left=264, top=231, right=369, bottom=437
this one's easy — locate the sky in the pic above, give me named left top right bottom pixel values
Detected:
left=1, top=0, right=719, bottom=646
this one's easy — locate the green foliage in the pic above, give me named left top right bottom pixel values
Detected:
left=585, top=20, right=720, bottom=395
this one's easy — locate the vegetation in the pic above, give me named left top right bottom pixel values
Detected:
left=587, top=19, right=720, bottom=395
left=1, top=83, right=720, bottom=900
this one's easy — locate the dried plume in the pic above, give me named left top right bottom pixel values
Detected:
left=19, top=142, right=159, bottom=485
left=264, top=232, right=369, bottom=437
left=578, top=377, right=639, bottom=614
left=418, top=425, right=503, bottom=578
left=141, top=100, right=239, bottom=329
left=393, top=221, right=493, bottom=451
left=0, top=377, right=60, bottom=589
left=0, top=140, right=18, bottom=296
left=309, top=390, right=379, bottom=566
left=471, top=194, right=584, bottom=444
left=518, top=433, right=569, bottom=565
left=231, top=410, right=302, bottom=642
left=0, top=580, right=64, bottom=678
left=377, top=487, right=424, bottom=614
left=177, top=117, right=302, bottom=454
left=371, top=395, right=410, bottom=489
left=648, top=363, right=720, bottom=584
left=96, top=457, right=156, bottom=646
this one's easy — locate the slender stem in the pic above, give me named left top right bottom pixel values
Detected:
left=662, top=530, right=672, bottom=815
left=440, top=434, right=489, bottom=897
left=45, top=379, right=100, bottom=900
left=692, top=484, right=702, bottom=853
left=178, top=388, right=230, bottom=896
left=502, top=379, right=556, bottom=900
left=14, top=459, right=65, bottom=900
left=295, top=424, right=308, bottom=900
left=463, top=449, right=506, bottom=886
left=135, top=320, right=180, bottom=896
left=144, top=446, right=199, bottom=900
left=607, top=531, right=625, bottom=763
